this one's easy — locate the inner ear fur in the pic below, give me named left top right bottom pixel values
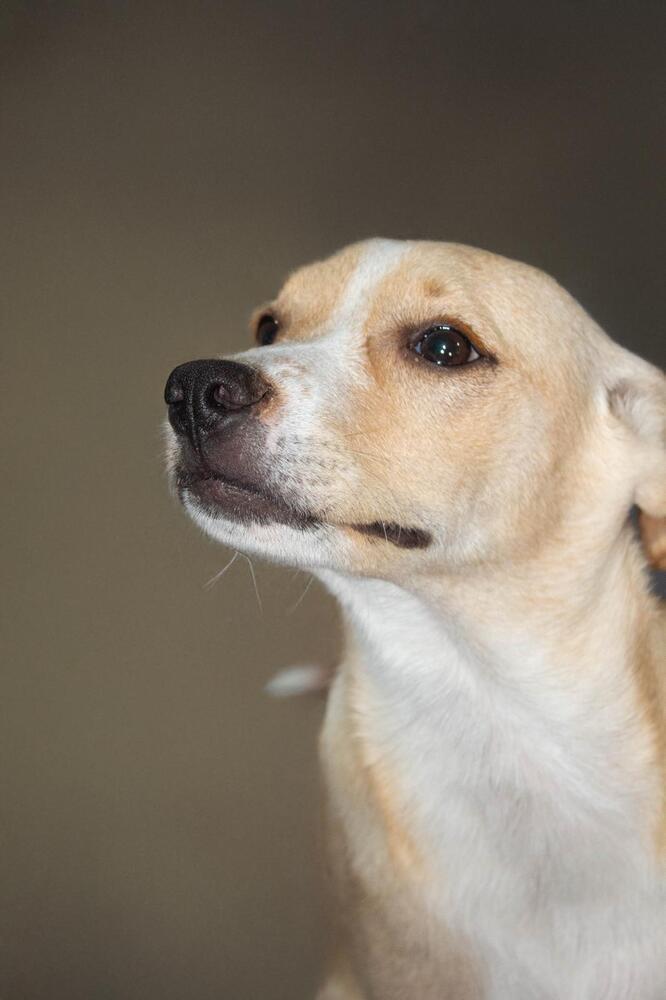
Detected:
left=608, top=367, right=666, bottom=569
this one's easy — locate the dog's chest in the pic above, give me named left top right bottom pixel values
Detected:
left=322, top=580, right=665, bottom=996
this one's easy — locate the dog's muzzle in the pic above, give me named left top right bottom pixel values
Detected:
left=164, top=358, right=316, bottom=527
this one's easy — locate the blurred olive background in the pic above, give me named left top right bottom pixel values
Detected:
left=1, top=2, right=664, bottom=998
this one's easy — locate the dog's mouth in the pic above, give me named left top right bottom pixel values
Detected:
left=176, top=467, right=320, bottom=529
left=176, top=467, right=432, bottom=550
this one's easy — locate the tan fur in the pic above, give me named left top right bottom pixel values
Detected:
left=255, top=243, right=365, bottom=341
left=639, top=613, right=666, bottom=854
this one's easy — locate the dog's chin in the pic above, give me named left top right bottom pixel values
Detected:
left=180, top=489, right=344, bottom=569
left=175, top=467, right=335, bottom=567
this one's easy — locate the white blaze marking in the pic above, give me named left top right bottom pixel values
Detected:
left=326, top=238, right=412, bottom=335
left=221, top=240, right=415, bottom=510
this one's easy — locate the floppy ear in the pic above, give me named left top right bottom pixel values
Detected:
left=608, top=366, right=666, bottom=569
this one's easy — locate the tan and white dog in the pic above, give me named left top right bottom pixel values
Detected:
left=164, top=240, right=666, bottom=999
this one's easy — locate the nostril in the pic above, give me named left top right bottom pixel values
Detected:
left=164, top=382, right=184, bottom=406
left=207, top=381, right=253, bottom=411
left=210, top=382, right=230, bottom=408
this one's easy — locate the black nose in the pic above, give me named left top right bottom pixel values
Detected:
left=164, top=359, right=270, bottom=445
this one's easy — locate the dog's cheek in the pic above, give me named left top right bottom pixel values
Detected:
left=262, top=431, right=362, bottom=517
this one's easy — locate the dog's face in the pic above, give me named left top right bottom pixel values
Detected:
left=165, top=240, right=666, bottom=578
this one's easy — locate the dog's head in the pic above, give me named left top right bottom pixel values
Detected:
left=164, top=239, right=666, bottom=578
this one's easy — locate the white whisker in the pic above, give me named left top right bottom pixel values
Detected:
left=288, top=575, right=315, bottom=614
left=241, top=553, right=263, bottom=612
left=204, top=551, right=239, bottom=590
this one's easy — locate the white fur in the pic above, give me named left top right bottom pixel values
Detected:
left=318, top=561, right=665, bottom=998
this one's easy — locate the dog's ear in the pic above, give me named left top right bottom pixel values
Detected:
left=608, top=364, right=666, bottom=569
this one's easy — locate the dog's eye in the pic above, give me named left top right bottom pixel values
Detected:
left=412, top=325, right=480, bottom=366
left=256, top=314, right=279, bottom=346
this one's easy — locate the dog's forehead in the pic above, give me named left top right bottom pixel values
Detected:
left=280, top=242, right=533, bottom=330
left=275, top=239, right=410, bottom=338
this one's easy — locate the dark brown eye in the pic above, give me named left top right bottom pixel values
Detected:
left=412, top=325, right=480, bottom=366
left=256, top=313, right=279, bottom=345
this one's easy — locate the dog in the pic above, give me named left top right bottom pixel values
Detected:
left=164, top=239, right=666, bottom=999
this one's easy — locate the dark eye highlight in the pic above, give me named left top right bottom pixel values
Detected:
left=411, top=324, right=480, bottom=367
left=256, top=313, right=279, bottom=346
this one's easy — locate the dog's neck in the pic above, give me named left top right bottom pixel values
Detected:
left=324, top=516, right=656, bottom=691
left=319, top=518, right=664, bottom=863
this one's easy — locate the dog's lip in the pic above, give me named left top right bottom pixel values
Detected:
left=176, top=466, right=319, bottom=527
left=176, top=466, right=267, bottom=497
